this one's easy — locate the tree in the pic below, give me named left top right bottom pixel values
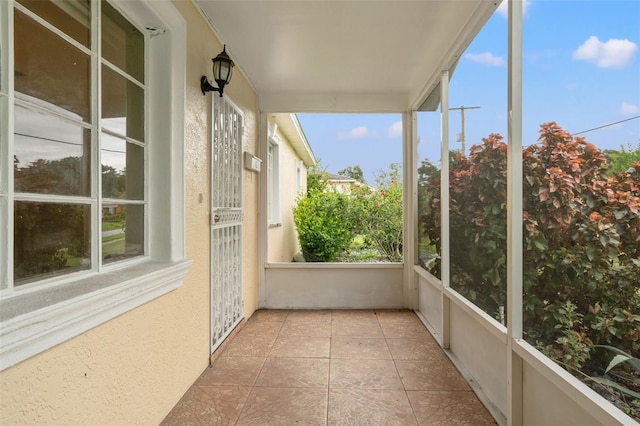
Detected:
left=604, top=141, right=640, bottom=175
left=417, top=158, right=441, bottom=270
left=14, top=156, right=89, bottom=195
left=305, top=162, right=329, bottom=194
left=293, top=187, right=353, bottom=262
left=102, top=165, right=126, bottom=198
left=337, top=165, right=365, bottom=183
left=13, top=156, right=90, bottom=280
left=420, top=122, right=640, bottom=364
left=293, top=162, right=404, bottom=262
left=353, top=163, right=403, bottom=261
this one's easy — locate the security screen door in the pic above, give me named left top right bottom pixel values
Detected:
left=210, top=95, right=243, bottom=354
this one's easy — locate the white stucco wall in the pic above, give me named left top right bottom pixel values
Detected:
left=267, top=124, right=306, bottom=262
left=264, top=263, right=404, bottom=309
left=0, top=2, right=260, bottom=424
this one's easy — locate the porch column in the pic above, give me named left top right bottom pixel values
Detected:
left=257, top=111, right=269, bottom=307
left=402, top=110, right=418, bottom=309
left=507, top=0, right=524, bottom=424
left=439, top=70, right=451, bottom=349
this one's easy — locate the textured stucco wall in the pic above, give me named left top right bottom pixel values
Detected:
left=267, top=125, right=305, bottom=262
left=0, top=2, right=259, bottom=424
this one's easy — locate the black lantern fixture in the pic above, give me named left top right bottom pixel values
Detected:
left=201, top=45, right=234, bottom=97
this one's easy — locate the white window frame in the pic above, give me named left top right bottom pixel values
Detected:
left=0, top=0, right=190, bottom=371
left=296, top=160, right=303, bottom=194
left=267, top=134, right=281, bottom=227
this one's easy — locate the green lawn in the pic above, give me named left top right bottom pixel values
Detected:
left=102, top=238, right=125, bottom=257
left=102, top=221, right=124, bottom=232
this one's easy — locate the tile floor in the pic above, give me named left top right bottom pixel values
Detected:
left=161, top=309, right=497, bottom=425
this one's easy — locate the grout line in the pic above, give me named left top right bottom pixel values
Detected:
left=170, top=310, right=496, bottom=425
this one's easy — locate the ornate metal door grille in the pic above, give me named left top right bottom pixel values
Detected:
left=210, top=96, right=243, bottom=353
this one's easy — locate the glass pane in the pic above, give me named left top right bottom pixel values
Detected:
left=14, top=106, right=91, bottom=196
left=1, top=98, right=6, bottom=194
left=101, top=133, right=144, bottom=200
left=102, top=204, right=144, bottom=264
left=102, top=65, right=144, bottom=142
left=101, top=1, right=144, bottom=83
left=446, top=11, right=508, bottom=323
left=14, top=10, right=90, bottom=121
left=417, top=110, right=442, bottom=276
left=17, top=0, right=91, bottom=47
left=14, top=201, right=90, bottom=285
left=522, top=3, right=640, bottom=416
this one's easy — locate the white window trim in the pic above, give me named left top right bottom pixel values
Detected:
left=267, top=135, right=281, bottom=227
left=296, top=160, right=303, bottom=194
left=1, top=260, right=191, bottom=371
left=0, top=0, right=190, bottom=372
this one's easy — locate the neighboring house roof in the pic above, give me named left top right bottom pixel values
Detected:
left=271, top=113, right=317, bottom=166
left=327, top=173, right=356, bottom=183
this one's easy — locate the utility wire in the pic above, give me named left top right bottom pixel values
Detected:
left=15, top=132, right=126, bottom=154
left=15, top=132, right=82, bottom=147
left=573, top=115, right=640, bottom=136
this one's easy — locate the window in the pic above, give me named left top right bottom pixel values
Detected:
left=296, top=160, right=303, bottom=194
left=11, top=0, right=145, bottom=286
left=0, top=0, right=189, bottom=370
left=267, top=136, right=281, bottom=226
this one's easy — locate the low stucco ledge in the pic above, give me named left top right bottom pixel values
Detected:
left=0, top=259, right=193, bottom=372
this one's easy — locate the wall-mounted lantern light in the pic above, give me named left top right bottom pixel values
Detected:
left=201, top=45, right=234, bottom=97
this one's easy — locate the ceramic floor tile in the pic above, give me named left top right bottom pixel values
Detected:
left=375, top=309, right=420, bottom=322
left=380, top=321, right=432, bottom=339
left=255, top=357, right=330, bottom=388
left=331, top=337, right=391, bottom=359
left=195, top=357, right=266, bottom=387
left=269, top=336, right=330, bottom=358
left=279, top=320, right=332, bottom=337
left=328, top=388, right=417, bottom=426
left=221, top=334, right=276, bottom=357
left=236, top=320, right=282, bottom=338
left=286, top=309, right=332, bottom=322
left=408, top=390, right=497, bottom=425
left=386, top=338, right=447, bottom=361
left=161, top=385, right=250, bottom=426
left=396, top=359, right=471, bottom=391
left=330, top=358, right=403, bottom=389
left=248, top=309, right=289, bottom=322
left=163, top=310, right=497, bottom=425
left=331, top=309, right=377, bottom=320
left=236, top=387, right=328, bottom=426
left=332, top=319, right=384, bottom=338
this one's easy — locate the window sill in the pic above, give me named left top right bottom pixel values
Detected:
left=0, top=259, right=192, bottom=372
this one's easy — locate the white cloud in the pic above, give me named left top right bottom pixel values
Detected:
left=497, top=0, right=531, bottom=19
left=572, top=36, right=637, bottom=69
left=464, top=52, right=506, bottom=67
left=338, top=126, right=368, bottom=139
left=620, top=102, right=639, bottom=115
left=388, top=121, right=403, bottom=138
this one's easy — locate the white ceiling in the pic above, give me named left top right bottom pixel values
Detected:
left=194, top=0, right=500, bottom=113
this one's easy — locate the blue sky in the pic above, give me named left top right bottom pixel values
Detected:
left=297, top=1, right=640, bottom=184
